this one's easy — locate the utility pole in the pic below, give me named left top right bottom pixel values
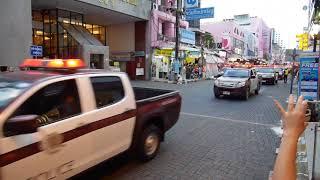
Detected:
left=174, top=0, right=181, bottom=79
left=290, top=48, right=298, bottom=94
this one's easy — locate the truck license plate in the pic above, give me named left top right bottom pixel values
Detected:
left=223, top=91, right=230, bottom=95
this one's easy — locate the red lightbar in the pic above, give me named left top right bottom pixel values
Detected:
left=20, top=59, right=86, bottom=69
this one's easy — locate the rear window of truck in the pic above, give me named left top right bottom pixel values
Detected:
left=90, top=76, right=124, bottom=108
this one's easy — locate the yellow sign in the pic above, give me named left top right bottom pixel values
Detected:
left=155, top=49, right=173, bottom=56
left=297, top=33, right=309, bottom=50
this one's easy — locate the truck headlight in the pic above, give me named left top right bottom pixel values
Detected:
left=236, top=81, right=246, bottom=87
left=214, top=80, right=221, bottom=86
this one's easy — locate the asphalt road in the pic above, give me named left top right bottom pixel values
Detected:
left=74, top=80, right=291, bottom=180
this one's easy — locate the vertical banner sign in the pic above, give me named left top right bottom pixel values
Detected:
left=299, top=57, right=319, bottom=101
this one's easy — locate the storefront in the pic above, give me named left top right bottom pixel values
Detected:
left=0, top=0, right=151, bottom=80
left=151, top=48, right=174, bottom=80
left=32, top=9, right=108, bottom=69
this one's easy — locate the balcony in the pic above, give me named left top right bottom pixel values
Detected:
left=157, top=34, right=175, bottom=42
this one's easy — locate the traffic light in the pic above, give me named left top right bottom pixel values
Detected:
left=296, top=33, right=309, bottom=50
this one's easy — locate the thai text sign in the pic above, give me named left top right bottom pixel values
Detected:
left=299, top=57, right=319, bottom=101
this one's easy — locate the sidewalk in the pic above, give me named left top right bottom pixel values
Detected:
left=151, top=78, right=211, bottom=84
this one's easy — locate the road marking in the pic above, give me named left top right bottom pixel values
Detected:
left=181, top=112, right=277, bottom=127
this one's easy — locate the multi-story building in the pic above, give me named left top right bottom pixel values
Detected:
left=201, top=21, right=251, bottom=59
left=150, top=0, right=194, bottom=80
left=233, top=14, right=272, bottom=60
left=0, top=0, right=151, bottom=80
left=202, top=14, right=272, bottom=60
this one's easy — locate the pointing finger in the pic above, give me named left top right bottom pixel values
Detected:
left=274, top=99, right=285, bottom=117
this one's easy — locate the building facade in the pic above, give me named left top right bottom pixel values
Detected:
left=202, top=14, right=272, bottom=60
left=201, top=21, right=247, bottom=59
left=0, top=0, right=151, bottom=80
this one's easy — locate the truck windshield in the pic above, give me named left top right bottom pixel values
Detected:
left=223, top=69, right=249, bottom=78
left=257, top=68, right=274, bottom=73
left=0, top=77, right=31, bottom=111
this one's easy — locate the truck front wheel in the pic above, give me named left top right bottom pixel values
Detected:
left=137, top=125, right=161, bottom=162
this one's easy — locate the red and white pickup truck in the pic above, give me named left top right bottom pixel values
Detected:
left=0, top=59, right=181, bottom=180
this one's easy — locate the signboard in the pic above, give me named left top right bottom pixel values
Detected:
left=154, top=49, right=173, bottom=56
left=136, top=68, right=144, bottom=75
left=299, top=57, right=319, bottom=101
left=134, top=51, right=145, bottom=57
left=110, top=51, right=134, bottom=61
left=180, top=29, right=195, bottom=45
left=30, top=45, right=43, bottom=57
left=185, top=7, right=214, bottom=20
left=184, top=0, right=198, bottom=8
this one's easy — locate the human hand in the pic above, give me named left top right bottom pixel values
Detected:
left=274, top=95, right=308, bottom=141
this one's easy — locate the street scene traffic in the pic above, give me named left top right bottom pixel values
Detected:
left=1, top=0, right=320, bottom=179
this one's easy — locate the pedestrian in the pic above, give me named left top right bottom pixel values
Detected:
left=273, top=95, right=308, bottom=180
left=284, top=68, right=289, bottom=83
left=199, top=66, right=202, bottom=79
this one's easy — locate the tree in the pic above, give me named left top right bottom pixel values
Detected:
left=203, top=32, right=215, bottom=49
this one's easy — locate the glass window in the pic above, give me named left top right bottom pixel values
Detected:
left=90, top=76, right=124, bottom=108
left=10, top=79, right=81, bottom=126
left=0, top=77, right=32, bottom=111
left=223, top=69, right=249, bottom=78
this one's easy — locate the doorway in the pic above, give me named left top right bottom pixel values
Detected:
left=90, top=54, right=104, bottom=69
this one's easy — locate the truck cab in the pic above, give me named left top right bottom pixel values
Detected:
left=0, top=59, right=181, bottom=180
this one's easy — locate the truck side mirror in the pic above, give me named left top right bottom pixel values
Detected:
left=4, top=115, right=40, bottom=136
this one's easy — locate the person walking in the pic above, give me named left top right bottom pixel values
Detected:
left=284, top=68, right=289, bottom=83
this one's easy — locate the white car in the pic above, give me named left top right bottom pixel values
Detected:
left=214, top=68, right=261, bottom=100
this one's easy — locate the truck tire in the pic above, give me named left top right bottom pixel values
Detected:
left=215, top=93, right=220, bottom=99
left=137, top=125, right=161, bottom=162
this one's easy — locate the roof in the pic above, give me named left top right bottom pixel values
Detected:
left=0, top=69, right=118, bottom=83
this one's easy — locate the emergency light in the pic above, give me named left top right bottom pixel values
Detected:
left=20, top=59, right=86, bottom=69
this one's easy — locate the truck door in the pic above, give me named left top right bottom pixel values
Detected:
left=0, top=79, right=92, bottom=180
left=84, top=74, right=136, bottom=163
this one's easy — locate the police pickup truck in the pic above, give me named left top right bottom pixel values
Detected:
left=0, top=59, right=181, bottom=180
left=214, top=68, right=261, bottom=100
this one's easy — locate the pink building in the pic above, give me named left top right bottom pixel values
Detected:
left=202, top=15, right=272, bottom=59
left=150, top=0, right=188, bottom=48
left=201, top=21, right=247, bottom=57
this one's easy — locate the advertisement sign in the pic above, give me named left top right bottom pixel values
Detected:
left=180, top=29, right=195, bottom=45
left=185, top=7, right=214, bottom=20
left=30, top=45, right=43, bottom=57
left=299, top=57, right=319, bottom=101
left=185, top=0, right=199, bottom=8
left=155, top=49, right=173, bottom=56
left=136, top=68, right=144, bottom=75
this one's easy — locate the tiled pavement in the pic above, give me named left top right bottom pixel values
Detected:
left=76, top=80, right=291, bottom=180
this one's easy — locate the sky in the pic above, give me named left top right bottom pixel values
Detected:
left=200, top=0, right=309, bottom=49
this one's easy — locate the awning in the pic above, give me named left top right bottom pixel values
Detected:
left=206, top=55, right=224, bottom=64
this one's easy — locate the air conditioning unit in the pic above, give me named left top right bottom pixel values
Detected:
left=152, top=3, right=159, bottom=10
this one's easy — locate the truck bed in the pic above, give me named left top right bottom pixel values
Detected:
left=133, top=87, right=179, bottom=103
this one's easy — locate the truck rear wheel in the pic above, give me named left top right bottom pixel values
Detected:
left=137, top=125, right=161, bottom=162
